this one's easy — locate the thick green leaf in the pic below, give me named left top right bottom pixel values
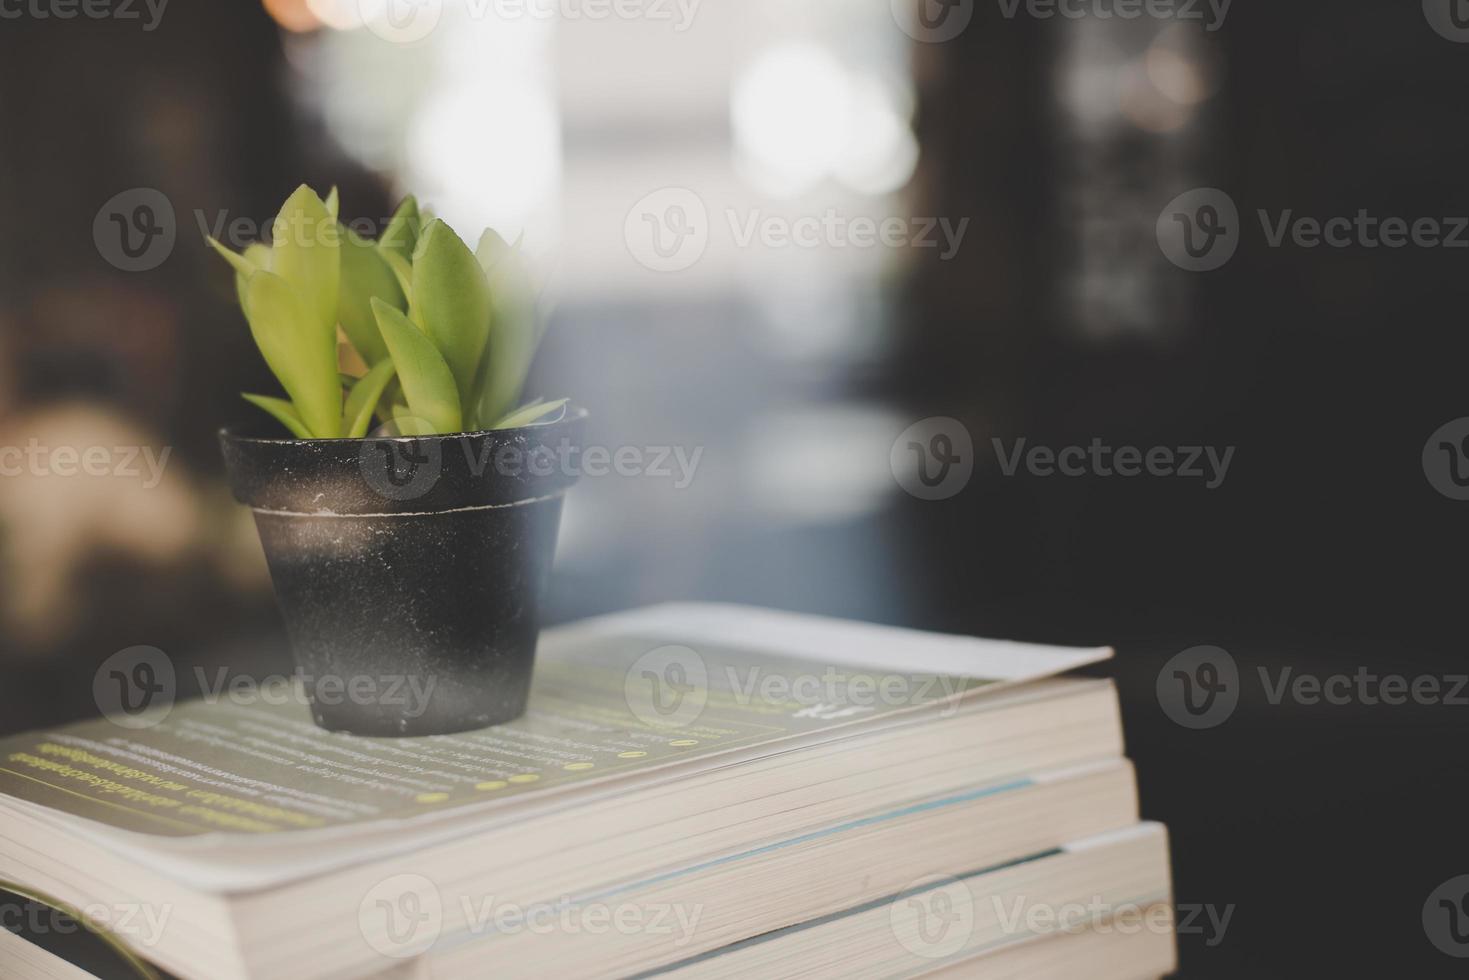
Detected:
left=493, top=397, right=568, bottom=430
left=412, top=220, right=493, bottom=417
left=379, top=249, right=415, bottom=309
left=475, top=228, right=512, bottom=275
left=208, top=236, right=259, bottom=278
left=384, top=398, right=412, bottom=428
left=379, top=196, right=421, bottom=264
left=242, top=393, right=313, bottom=439
left=245, top=242, right=270, bottom=263
left=269, top=185, right=340, bottom=340
left=342, top=358, right=398, bottom=439
left=208, top=238, right=271, bottom=307
left=473, top=246, right=543, bottom=427
left=373, top=378, right=404, bottom=425
left=239, top=243, right=272, bottom=306
left=243, top=271, right=343, bottom=438
left=325, top=186, right=340, bottom=220
left=371, top=298, right=462, bottom=435
left=389, top=401, right=418, bottom=432
left=338, top=226, right=400, bottom=365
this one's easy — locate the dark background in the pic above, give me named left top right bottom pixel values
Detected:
left=2, top=1, right=1466, bottom=975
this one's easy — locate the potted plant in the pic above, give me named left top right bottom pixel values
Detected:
left=213, top=185, right=583, bottom=737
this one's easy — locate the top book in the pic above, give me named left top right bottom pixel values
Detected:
left=0, top=604, right=1120, bottom=979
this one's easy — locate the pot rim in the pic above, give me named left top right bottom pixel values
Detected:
left=218, top=405, right=589, bottom=447
left=219, top=405, right=587, bottom=515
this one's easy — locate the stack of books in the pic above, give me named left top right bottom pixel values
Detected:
left=0, top=605, right=1174, bottom=978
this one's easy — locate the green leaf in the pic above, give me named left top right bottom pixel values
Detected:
left=379, top=196, right=421, bottom=264
left=342, top=358, right=398, bottom=438
left=384, top=398, right=412, bottom=428
left=208, top=238, right=271, bottom=307
left=493, top=397, right=568, bottom=430
left=473, top=246, right=543, bottom=426
left=374, top=378, right=404, bottom=425
left=208, top=236, right=260, bottom=278
left=412, top=220, right=493, bottom=417
left=338, top=226, right=400, bottom=365
left=269, top=185, right=340, bottom=340
left=325, top=186, right=340, bottom=220
left=238, top=244, right=272, bottom=306
left=242, top=393, right=313, bottom=440
left=379, top=249, right=415, bottom=307
left=371, top=297, right=462, bottom=435
left=243, top=270, right=343, bottom=438
left=475, top=228, right=512, bottom=275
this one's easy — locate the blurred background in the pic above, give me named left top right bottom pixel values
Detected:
left=2, top=0, right=1467, bottom=974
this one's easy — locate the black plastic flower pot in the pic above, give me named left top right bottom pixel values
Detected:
left=219, top=409, right=586, bottom=737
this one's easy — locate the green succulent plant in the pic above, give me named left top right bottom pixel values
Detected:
left=209, top=185, right=565, bottom=439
